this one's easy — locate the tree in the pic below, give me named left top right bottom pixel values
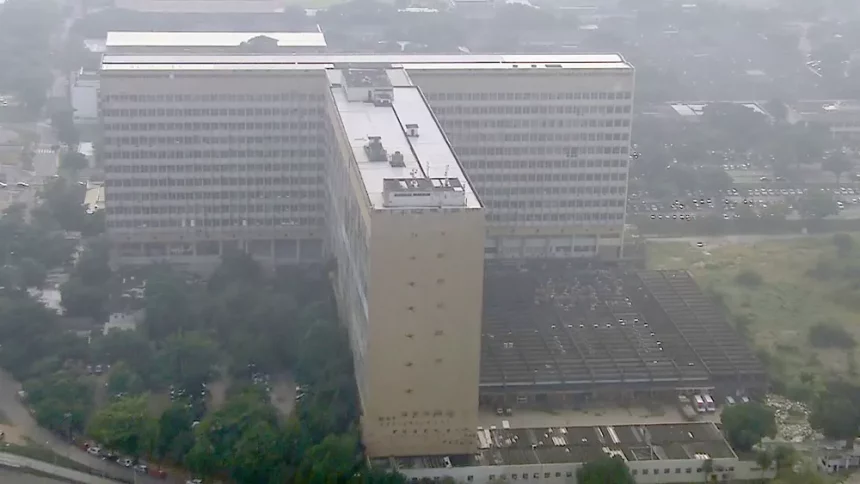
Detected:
left=106, top=361, right=145, bottom=397
left=24, top=370, right=92, bottom=436
left=143, top=270, right=198, bottom=341
left=60, top=277, right=107, bottom=320
left=823, top=151, right=854, bottom=186
left=809, top=396, right=860, bottom=441
left=17, top=257, right=47, bottom=288
left=87, top=395, right=157, bottom=457
left=797, top=191, right=839, bottom=219
left=720, top=403, right=777, bottom=452
left=61, top=151, right=89, bottom=172
left=49, top=107, right=79, bottom=146
left=575, top=456, right=636, bottom=484
left=833, top=233, right=854, bottom=256
left=701, top=458, right=714, bottom=483
left=808, top=321, right=856, bottom=349
left=755, top=450, right=773, bottom=482
left=765, top=98, right=789, bottom=123
left=155, top=331, right=219, bottom=389
left=155, top=402, right=196, bottom=464
left=185, top=389, right=284, bottom=482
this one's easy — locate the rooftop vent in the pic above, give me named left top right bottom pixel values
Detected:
left=364, top=136, right=388, bottom=162
left=390, top=150, right=406, bottom=167
left=405, top=123, right=419, bottom=137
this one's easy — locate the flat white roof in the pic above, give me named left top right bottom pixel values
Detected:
left=114, top=0, right=288, bottom=13
left=105, top=31, right=327, bottom=48
left=329, top=70, right=480, bottom=210
left=101, top=53, right=631, bottom=72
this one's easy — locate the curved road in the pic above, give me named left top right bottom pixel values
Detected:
left=0, top=467, right=70, bottom=484
left=0, top=370, right=179, bottom=484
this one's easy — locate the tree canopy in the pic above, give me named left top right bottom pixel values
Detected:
left=720, top=402, right=777, bottom=452
left=576, top=456, right=636, bottom=484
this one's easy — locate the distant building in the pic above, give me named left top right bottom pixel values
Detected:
left=70, top=69, right=100, bottom=126
left=791, top=100, right=860, bottom=140
left=105, top=30, right=328, bottom=55
left=113, top=0, right=288, bottom=13
left=387, top=422, right=775, bottom=484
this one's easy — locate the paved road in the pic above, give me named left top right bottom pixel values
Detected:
left=0, top=370, right=176, bottom=484
left=0, top=452, right=119, bottom=484
left=0, top=466, right=73, bottom=484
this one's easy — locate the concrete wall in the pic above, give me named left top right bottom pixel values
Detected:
left=399, top=458, right=775, bottom=484
left=361, top=207, right=485, bottom=457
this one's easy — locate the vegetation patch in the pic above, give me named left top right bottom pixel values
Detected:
left=647, top=235, right=860, bottom=389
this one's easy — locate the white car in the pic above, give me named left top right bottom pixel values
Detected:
left=0, top=182, right=6, bottom=188
left=15, top=182, right=29, bottom=188
left=87, top=446, right=101, bottom=456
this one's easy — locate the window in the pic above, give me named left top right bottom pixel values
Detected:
left=543, top=473, right=550, bottom=479
left=532, top=474, right=538, bottom=479
left=565, top=472, right=572, bottom=478
left=631, top=470, right=637, bottom=476
left=489, top=476, right=495, bottom=481
left=642, top=469, right=648, bottom=475
left=467, top=477, right=473, bottom=482
left=554, top=473, right=561, bottom=478
left=675, top=468, right=681, bottom=474
left=664, top=468, right=670, bottom=474
left=511, top=474, right=517, bottom=480
left=686, top=468, right=692, bottom=474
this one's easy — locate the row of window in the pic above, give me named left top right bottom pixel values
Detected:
left=103, top=92, right=325, bottom=103
left=473, top=173, right=627, bottom=183
left=106, top=177, right=323, bottom=187
left=466, top=464, right=736, bottom=482
left=454, top=146, right=628, bottom=157
left=480, top=186, right=626, bottom=196
left=463, top=159, right=627, bottom=170
left=484, top=199, right=626, bottom=209
left=107, top=204, right=319, bottom=215
left=449, top=132, right=630, bottom=143
left=440, top=118, right=631, bottom=129
left=106, top=217, right=323, bottom=229
left=102, top=107, right=325, bottom=118
left=424, top=91, right=633, bottom=102
left=432, top=104, right=631, bottom=116
left=108, top=191, right=323, bottom=202
left=487, top=213, right=624, bottom=222
left=103, top=149, right=323, bottom=160
left=105, top=122, right=324, bottom=132
left=105, top=162, right=321, bottom=173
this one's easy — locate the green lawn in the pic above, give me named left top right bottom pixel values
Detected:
left=647, top=236, right=860, bottom=386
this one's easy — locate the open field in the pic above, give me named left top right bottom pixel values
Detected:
left=647, top=235, right=860, bottom=388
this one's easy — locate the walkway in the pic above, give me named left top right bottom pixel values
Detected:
left=0, top=452, right=120, bottom=484
left=0, top=370, right=176, bottom=483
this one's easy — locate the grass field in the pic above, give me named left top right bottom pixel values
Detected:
left=647, top=235, right=860, bottom=389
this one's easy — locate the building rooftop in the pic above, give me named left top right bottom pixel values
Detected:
left=328, top=68, right=480, bottom=211
left=100, top=53, right=632, bottom=72
left=113, top=0, right=289, bottom=13
left=392, top=422, right=735, bottom=469
left=793, top=100, right=860, bottom=116
left=479, top=264, right=764, bottom=390
left=105, top=31, right=327, bottom=48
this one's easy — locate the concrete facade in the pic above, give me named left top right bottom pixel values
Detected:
left=99, top=53, right=634, bottom=268
left=325, top=67, right=484, bottom=458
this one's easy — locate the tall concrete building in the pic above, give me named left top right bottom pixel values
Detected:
left=100, top=52, right=634, bottom=267
left=99, top=50, right=634, bottom=459
left=324, top=67, right=484, bottom=457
